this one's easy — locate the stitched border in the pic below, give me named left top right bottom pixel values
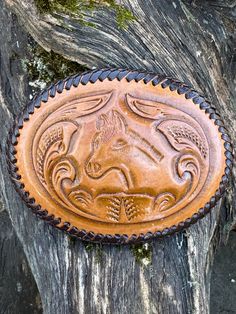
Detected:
left=6, top=68, right=234, bottom=244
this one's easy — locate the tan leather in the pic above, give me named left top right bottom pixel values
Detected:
left=16, top=78, right=226, bottom=236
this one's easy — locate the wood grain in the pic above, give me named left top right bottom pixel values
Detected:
left=0, top=211, right=42, bottom=314
left=0, top=0, right=235, bottom=313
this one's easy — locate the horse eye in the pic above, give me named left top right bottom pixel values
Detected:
left=112, top=139, right=127, bottom=150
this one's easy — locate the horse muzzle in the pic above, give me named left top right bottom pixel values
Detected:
left=86, top=161, right=102, bottom=177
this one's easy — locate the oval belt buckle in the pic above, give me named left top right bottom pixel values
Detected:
left=7, top=69, right=233, bottom=244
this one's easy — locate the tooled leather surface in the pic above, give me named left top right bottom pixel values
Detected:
left=6, top=68, right=234, bottom=244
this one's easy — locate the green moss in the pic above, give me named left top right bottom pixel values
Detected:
left=112, top=3, right=136, bottom=29
left=68, top=235, right=77, bottom=247
left=22, top=41, right=86, bottom=92
left=35, top=0, right=51, bottom=13
left=35, top=0, right=79, bottom=13
left=84, top=242, right=94, bottom=252
left=84, top=242, right=103, bottom=263
left=131, top=243, right=152, bottom=266
left=35, top=0, right=136, bottom=29
left=94, top=245, right=103, bottom=263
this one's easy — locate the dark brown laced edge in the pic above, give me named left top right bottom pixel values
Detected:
left=6, top=68, right=234, bottom=244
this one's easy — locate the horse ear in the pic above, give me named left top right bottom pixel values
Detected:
left=96, top=113, right=109, bottom=130
left=112, top=110, right=127, bottom=133
left=126, top=94, right=171, bottom=120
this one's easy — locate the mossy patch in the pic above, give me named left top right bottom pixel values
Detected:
left=68, top=235, right=77, bottom=248
left=84, top=242, right=94, bottom=252
left=35, top=0, right=136, bottom=29
left=22, top=40, right=86, bottom=92
left=84, top=242, right=103, bottom=263
left=131, top=243, right=152, bottom=266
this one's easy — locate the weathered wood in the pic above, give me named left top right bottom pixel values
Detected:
left=0, top=4, right=42, bottom=313
left=0, top=0, right=235, bottom=313
left=210, top=231, right=236, bottom=313
left=0, top=211, right=42, bottom=314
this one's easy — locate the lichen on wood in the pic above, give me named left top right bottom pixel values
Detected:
left=22, top=40, right=86, bottom=91
left=131, top=243, right=152, bottom=266
left=35, top=0, right=136, bottom=29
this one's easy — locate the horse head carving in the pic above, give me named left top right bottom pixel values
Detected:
left=85, top=110, right=163, bottom=189
left=85, top=110, right=130, bottom=186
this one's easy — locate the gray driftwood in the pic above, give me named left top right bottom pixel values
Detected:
left=0, top=0, right=236, bottom=313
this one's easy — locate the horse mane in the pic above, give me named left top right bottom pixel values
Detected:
left=96, top=110, right=127, bottom=143
left=127, top=129, right=163, bottom=162
left=97, top=125, right=118, bottom=143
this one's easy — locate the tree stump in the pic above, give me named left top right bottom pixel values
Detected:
left=0, top=0, right=235, bottom=313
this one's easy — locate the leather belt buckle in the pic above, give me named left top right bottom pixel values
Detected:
left=7, top=69, right=233, bottom=244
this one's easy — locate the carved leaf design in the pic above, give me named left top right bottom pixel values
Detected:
left=36, top=123, right=78, bottom=184
left=126, top=94, right=208, bottom=158
left=157, top=121, right=208, bottom=158
left=123, top=197, right=146, bottom=221
left=35, top=122, right=89, bottom=211
left=126, top=94, right=173, bottom=119
left=55, top=90, right=113, bottom=120
left=154, top=193, right=176, bottom=212
left=68, top=190, right=93, bottom=209
left=36, top=125, right=64, bottom=183
left=49, top=159, right=77, bottom=209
